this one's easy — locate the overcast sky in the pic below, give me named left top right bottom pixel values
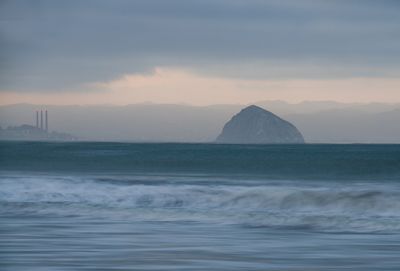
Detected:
left=1, top=0, right=400, bottom=105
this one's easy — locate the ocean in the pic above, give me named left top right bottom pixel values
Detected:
left=1, top=142, right=400, bottom=270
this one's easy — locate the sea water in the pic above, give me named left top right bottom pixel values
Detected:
left=1, top=142, right=400, bottom=270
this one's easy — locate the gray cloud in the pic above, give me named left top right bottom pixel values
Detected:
left=1, top=0, right=400, bottom=91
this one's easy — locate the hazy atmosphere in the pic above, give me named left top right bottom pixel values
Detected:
left=2, top=101, right=400, bottom=143
left=2, top=0, right=400, bottom=143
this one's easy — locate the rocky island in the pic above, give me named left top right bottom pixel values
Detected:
left=216, top=105, right=305, bottom=144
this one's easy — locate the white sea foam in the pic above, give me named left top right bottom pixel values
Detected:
left=1, top=175, right=400, bottom=232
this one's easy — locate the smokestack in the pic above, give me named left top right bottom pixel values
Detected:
left=45, top=110, right=48, bottom=132
left=40, top=110, right=43, bottom=130
left=36, top=111, right=39, bottom=128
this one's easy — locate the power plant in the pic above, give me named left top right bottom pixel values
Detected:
left=36, top=110, right=48, bottom=132
left=0, top=109, right=77, bottom=141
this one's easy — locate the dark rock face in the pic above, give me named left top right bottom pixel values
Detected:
left=216, top=105, right=305, bottom=144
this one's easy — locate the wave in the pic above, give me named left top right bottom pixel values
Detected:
left=1, top=175, right=400, bottom=233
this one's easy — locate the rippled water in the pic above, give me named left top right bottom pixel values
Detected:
left=1, top=142, right=400, bottom=270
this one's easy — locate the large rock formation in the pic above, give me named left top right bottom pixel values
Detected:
left=216, top=105, right=305, bottom=144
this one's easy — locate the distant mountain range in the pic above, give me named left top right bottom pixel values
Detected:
left=1, top=101, right=400, bottom=143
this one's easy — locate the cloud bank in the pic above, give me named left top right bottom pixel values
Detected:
left=1, top=0, right=400, bottom=93
left=2, top=67, right=400, bottom=105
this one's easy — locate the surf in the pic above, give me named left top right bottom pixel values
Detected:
left=1, top=174, right=400, bottom=233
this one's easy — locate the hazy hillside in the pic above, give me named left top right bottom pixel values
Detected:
left=0, top=104, right=241, bottom=142
left=286, top=109, right=400, bottom=143
left=1, top=102, right=400, bottom=143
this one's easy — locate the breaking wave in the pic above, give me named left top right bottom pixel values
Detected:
left=1, top=175, right=400, bottom=233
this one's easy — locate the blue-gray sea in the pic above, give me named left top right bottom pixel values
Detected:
left=1, top=142, right=400, bottom=270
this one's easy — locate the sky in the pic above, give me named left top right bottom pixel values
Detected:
left=1, top=0, right=400, bottom=105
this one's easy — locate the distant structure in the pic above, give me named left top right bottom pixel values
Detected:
left=0, top=109, right=77, bottom=141
left=45, top=110, right=48, bottom=131
left=40, top=110, right=43, bottom=130
left=35, top=110, right=49, bottom=131
left=35, top=111, right=38, bottom=128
